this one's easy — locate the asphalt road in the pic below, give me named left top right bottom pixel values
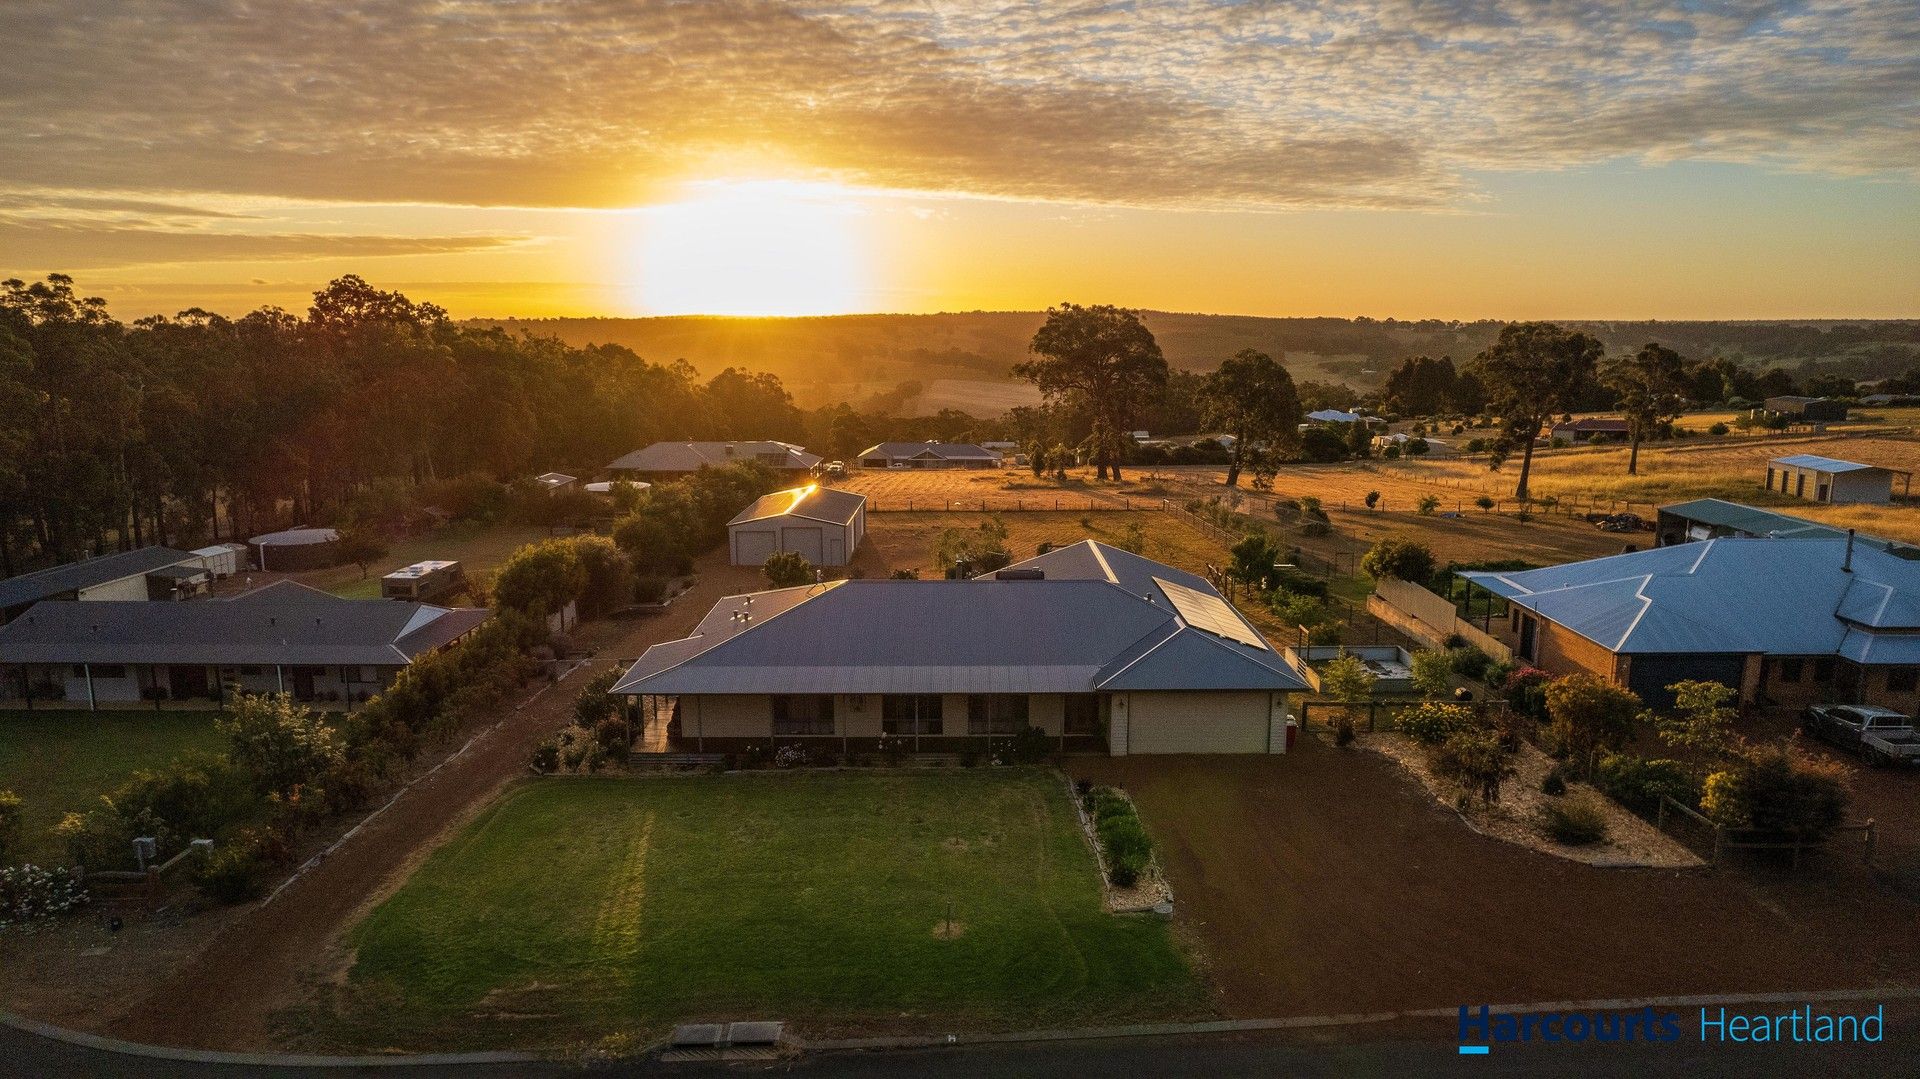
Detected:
left=7, top=1023, right=1919, bottom=1079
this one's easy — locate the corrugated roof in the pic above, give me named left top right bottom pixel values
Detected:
left=728, top=486, right=867, bottom=527
left=857, top=442, right=1002, bottom=461
left=1659, top=498, right=1847, bottom=540
left=1462, top=537, right=1920, bottom=656
left=0, top=582, right=489, bottom=667
left=613, top=544, right=1305, bottom=696
left=250, top=527, right=339, bottom=547
left=1306, top=409, right=1362, bottom=423
left=1770, top=454, right=1877, bottom=473
left=607, top=441, right=821, bottom=472
left=0, top=547, right=203, bottom=610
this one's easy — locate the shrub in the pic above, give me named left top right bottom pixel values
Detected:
left=1364, top=490, right=1381, bottom=510
left=1592, top=754, right=1698, bottom=816
left=762, top=550, right=816, bottom=588
left=1089, top=788, right=1154, bottom=888
left=1428, top=728, right=1515, bottom=806
left=1540, top=802, right=1608, bottom=845
left=220, top=693, right=344, bottom=800
left=0, top=865, right=89, bottom=927
left=1655, top=680, right=1740, bottom=763
left=1449, top=645, right=1493, bottom=681
left=1361, top=537, right=1436, bottom=582
left=593, top=717, right=631, bottom=762
left=1398, top=702, right=1477, bottom=746
left=573, top=668, right=621, bottom=728
left=1541, top=767, right=1568, bottom=796
left=1700, top=745, right=1849, bottom=840
left=529, top=738, right=561, bottom=774
left=1409, top=650, right=1454, bottom=699
left=1007, top=725, right=1053, bottom=764
left=632, top=575, right=669, bottom=604
left=0, top=790, right=20, bottom=865
left=1708, top=422, right=1730, bottom=436
left=1475, top=495, right=1496, bottom=512
left=192, top=830, right=279, bottom=903
left=1543, top=674, right=1641, bottom=771
left=1417, top=495, right=1440, bottom=515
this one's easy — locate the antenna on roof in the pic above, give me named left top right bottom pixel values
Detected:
left=1844, top=529, right=1855, bottom=573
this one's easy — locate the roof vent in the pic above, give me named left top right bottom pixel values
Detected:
left=994, top=568, right=1045, bottom=581
left=1844, top=529, right=1855, bottom=573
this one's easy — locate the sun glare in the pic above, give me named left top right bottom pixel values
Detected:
left=631, top=180, right=869, bottom=316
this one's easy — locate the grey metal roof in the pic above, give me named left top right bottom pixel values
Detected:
left=613, top=544, right=1305, bottom=696
left=607, top=441, right=822, bottom=472
left=1658, top=498, right=1848, bottom=540
left=0, top=580, right=489, bottom=667
left=1770, top=454, right=1878, bottom=473
left=1306, top=409, right=1362, bottom=423
left=250, top=527, right=340, bottom=547
left=0, top=547, right=203, bottom=610
left=1462, top=537, right=1920, bottom=658
left=728, top=486, right=867, bottom=527
left=857, top=442, right=1002, bottom=461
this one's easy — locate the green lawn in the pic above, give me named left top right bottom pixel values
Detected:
left=336, top=770, right=1202, bottom=1048
left=302, top=521, right=553, bottom=598
left=0, top=710, right=227, bottom=862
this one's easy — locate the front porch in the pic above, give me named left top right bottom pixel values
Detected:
left=0, top=661, right=396, bottom=712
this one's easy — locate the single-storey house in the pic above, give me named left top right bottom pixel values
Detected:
left=249, top=527, right=342, bottom=571
left=1766, top=454, right=1908, bottom=505
left=1461, top=536, right=1920, bottom=712
left=727, top=486, right=867, bottom=567
left=1762, top=396, right=1849, bottom=423
left=607, top=441, right=822, bottom=480
left=534, top=471, right=577, bottom=495
left=0, top=580, right=489, bottom=710
left=0, top=547, right=210, bottom=624
left=856, top=442, right=1003, bottom=469
left=1550, top=417, right=1630, bottom=443
left=1306, top=409, right=1366, bottom=425
left=613, top=541, right=1307, bottom=755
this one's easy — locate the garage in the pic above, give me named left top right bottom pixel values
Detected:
left=725, top=485, right=867, bottom=567
left=1627, top=653, right=1747, bottom=710
left=1119, top=691, right=1282, bottom=754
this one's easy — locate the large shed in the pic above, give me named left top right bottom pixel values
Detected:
left=727, top=486, right=867, bottom=567
left=1766, top=454, right=1908, bottom=505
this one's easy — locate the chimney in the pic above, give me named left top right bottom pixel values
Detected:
left=1844, top=529, right=1855, bottom=573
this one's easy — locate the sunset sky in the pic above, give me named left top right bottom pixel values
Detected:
left=2, top=0, right=1915, bottom=320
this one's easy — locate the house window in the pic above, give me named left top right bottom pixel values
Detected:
left=881, top=694, right=943, bottom=735
left=239, top=665, right=262, bottom=676
left=1064, top=694, right=1101, bottom=736
left=342, top=666, right=376, bottom=684
left=967, top=694, right=1029, bottom=735
left=1812, top=658, right=1835, bottom=683
left=1778, top=658, right=1803, bottom=683
left=1890, top=668, right=1920, bottom=694
left=90, top=664, right=127, bottom=679
left=771, top=694, right=835, bottom=735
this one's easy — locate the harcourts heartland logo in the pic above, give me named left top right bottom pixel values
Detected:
left=1456, top=1003, right=1886, bottom=1055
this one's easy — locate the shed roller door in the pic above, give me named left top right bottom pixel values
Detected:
left=785, top=526, right=825, bottom=563
left=1627, top=654, right=1744, bottom=710
left=734, top=530, right=777, bottom=565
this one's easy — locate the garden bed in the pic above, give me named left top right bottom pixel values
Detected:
left=1067, top=779, right=1172, bottom=915
left=1360, top=733, right=1703, bottom=869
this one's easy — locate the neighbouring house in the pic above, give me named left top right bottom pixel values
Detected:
left=1762, top=395, right=1849, bottom=423
left=980, top=441, right=1019, bottom=455
left=534, top=471, right=577, bottom=495
left=727, top=486, right=867, bottom=567
left=613, top=540, right=1307, bottom=755
left=1372, top=432, right=1446, bottom=453
left=1860, top=393, right=1916, bottom=407
left=856, top=441, right=1003, bottom=469
left=381, top=560, right=465, bottom=602
left=584, top=479, right=651, bottom=497
left=1766, top=454, right=1909, bottom=505
left=0, top=547, right=211, bottom=625
left=607, top=441, right=822, bottom=480
left=249, top=527, right=342, bottom=572
left=1140, top=433, right=1237, bottom=451
left=1305, top=409, right=1367, bottom=425
left=0, top=580, right=489, bottom=710
left=1460, top=535, right=1920, bottom=712
left=1549, top=417, right=1631, bottom=443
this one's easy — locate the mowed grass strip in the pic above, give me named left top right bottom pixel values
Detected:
left=340, top=770, right=1202, bottom=1047
left=0, top=710, right=227, bottom=862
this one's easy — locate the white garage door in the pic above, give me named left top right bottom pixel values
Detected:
left=1125, top=691, right=1270, bottom=754
left=784, top=526, right=825, bottom=563
left=733, top=529, right=777, bottom=565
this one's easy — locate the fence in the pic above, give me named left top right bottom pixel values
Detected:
left=864, top=496, right=1165, bottom=513
left=1656, top=796, right=1878, bottom=869
left=1367, top=577, right=1513, bottom=662
left=1294, top=697, right=1511, bottom=735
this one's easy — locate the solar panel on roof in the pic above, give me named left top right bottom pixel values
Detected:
left=1152, top=576, right=1267, bottom=650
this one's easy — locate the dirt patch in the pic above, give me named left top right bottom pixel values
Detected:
left=1068, top=743, right=1920, bottom=1020
left=1362, top=733, right=1703, bottom=869
left=931, top=920, right=967, bottom=939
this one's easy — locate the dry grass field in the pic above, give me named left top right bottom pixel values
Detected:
left=835, top=466, right=1181, bottom=510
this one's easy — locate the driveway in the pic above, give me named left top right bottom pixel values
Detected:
left=1068, top=739, right=1920, bottom=1019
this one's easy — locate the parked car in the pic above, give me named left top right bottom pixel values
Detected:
left=1802, top=704, right=1920, bottom=766
left=823, top=461, right=846, bottom=477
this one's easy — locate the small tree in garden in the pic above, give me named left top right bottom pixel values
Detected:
left=1430, top=728, right=1515, bottom=806
left=762, top=550, right=816, bottom=588
left=1318, top=653, right=1376, bottom=745
left=1700, top=744, right=1848, bottom=839
left=1656, top=680, right=1741, bottom=767
left=1361, top=536, right=1436, bottom=583
left=573, top=668, right=621, bottom=728
left=1543, top=673, right=1640, bottom=772
left=1475, top=495, right=1496, bottom=513
left=1409, top=650, right=1454, bottom=700
left=336, top=528, right=388, bottom=580
left=219, top=693, right=343, bottom=799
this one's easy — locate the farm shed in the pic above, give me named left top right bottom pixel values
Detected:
left=0, top=547, right=209, bottom=624
left=248, top=527, right=342, bottom=572
left=1762, top=396, right=1849, bottom=423
left=1766, top=455, right=1907, bottom=505
left=534, top=472, right=576, bottom=495
left=194, top=543, right=249, bottom=578
left=727, top=486, right=867, bottom=567
left=1549, top=417, right=1630, bottom=443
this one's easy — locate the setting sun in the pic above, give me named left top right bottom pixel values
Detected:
left=630, top=179, right=869, bottom=316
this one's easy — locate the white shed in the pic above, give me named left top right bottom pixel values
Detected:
left=1766, top=454, right=1910, bottom=505
left=727, top=486, right=867, bottom=567
left=193, top=543, right=250, bottom=578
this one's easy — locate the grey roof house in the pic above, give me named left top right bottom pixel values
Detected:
left=1461, top=536, right=1920, bottom=711
left=0, top=546, right=210, bottom=624
left=856, top=441, right=1003, bottom=469
left=0, top=580, right=489, bottom=710
left=614, top=540, right=1306, bottom=755
left=608, top=441, right=822, bottom=475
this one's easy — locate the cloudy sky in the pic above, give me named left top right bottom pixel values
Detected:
left=1, top=0, right=1915, bottom=318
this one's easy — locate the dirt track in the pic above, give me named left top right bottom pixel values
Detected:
left=101, top=551, right=764, bottom=1051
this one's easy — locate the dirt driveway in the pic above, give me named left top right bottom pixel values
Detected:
left=81, top=551, right=766, bottom=1051
left=1069, top=740, right=1920, bottom=1019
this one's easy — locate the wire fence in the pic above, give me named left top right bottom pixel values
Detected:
left=863, top=496, right=1167, bottom=513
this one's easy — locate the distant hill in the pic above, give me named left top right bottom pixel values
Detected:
left=468, top=313, right=1920, bottom=412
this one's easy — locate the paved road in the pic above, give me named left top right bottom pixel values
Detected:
left=9, top=1023, right=1918, bottom=1079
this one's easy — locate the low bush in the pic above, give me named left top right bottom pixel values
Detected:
left=1006, top=725, right=1054, bottom=765
left=1448, top=645, right=1493, bottom=681
left=1397, top=702, right=1477, bottom=746
left=1541, top=767, right=1568, bottom=796
left=1428, top=728, right=1515, bottom=806
left=191, top=829, right=281, bottom=903
left=0, top=864, right=89, bottom=927
left=1087, top=786, right=1154, bottom=887
left=1700, top=745, right=1849, bottom=840
left=1592, top=754, right=1698, bottom=817
left=1539, top=802, right=1608, bottom=846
